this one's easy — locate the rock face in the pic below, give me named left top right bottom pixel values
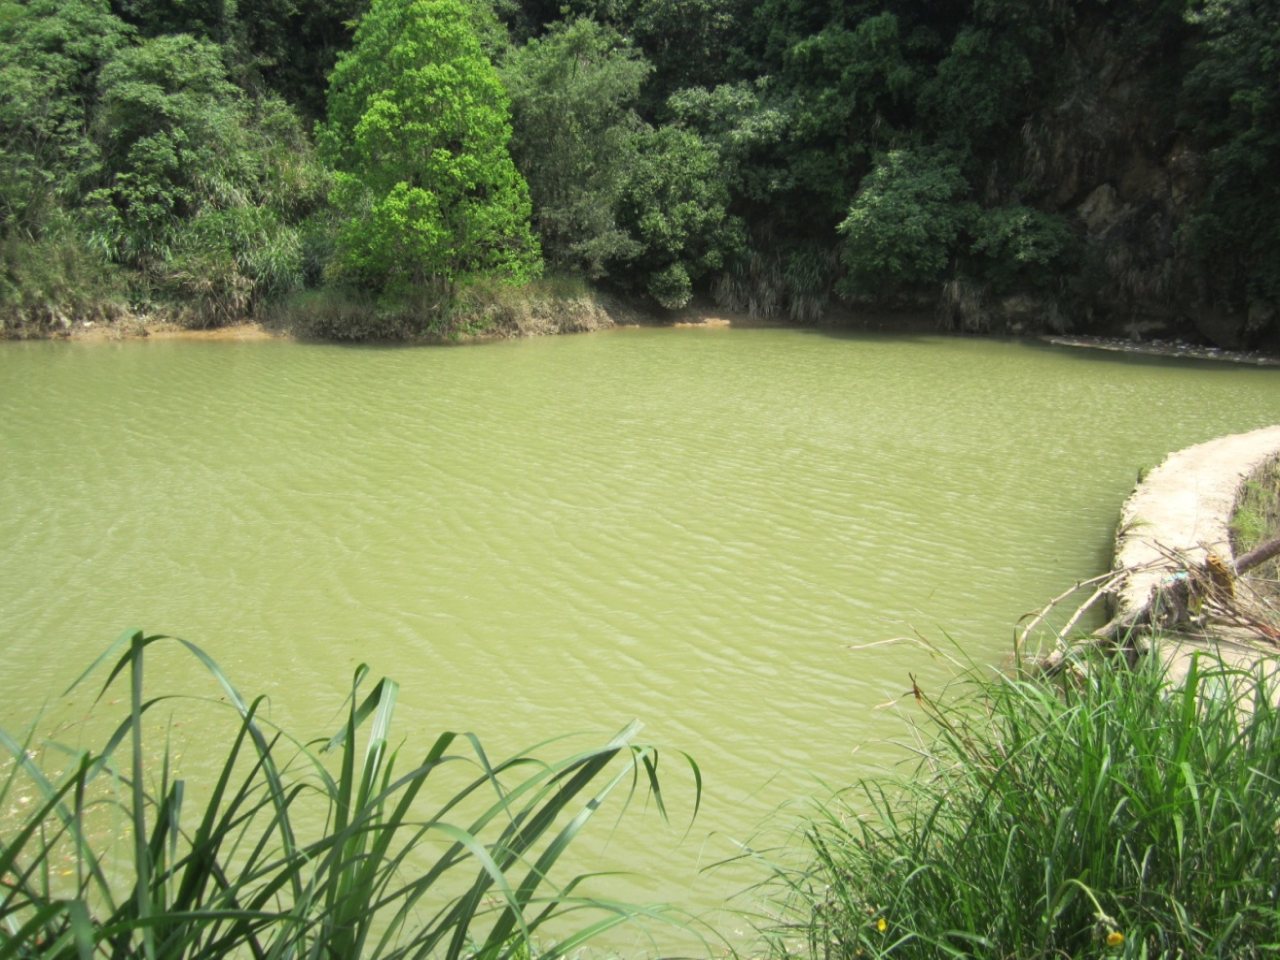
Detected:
left=1021, top=25, right=1184, bottom=340
left=1008, top=12, right=1262, bottom=349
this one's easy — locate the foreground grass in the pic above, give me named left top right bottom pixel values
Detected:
left=762, top=646, right=1280, bottom=959
left=0, top=631, right=700, bottom=959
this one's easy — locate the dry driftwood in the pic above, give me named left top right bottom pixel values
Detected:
left=1236, top=534, right=1280, bottom=576
left=1029, top=535, right=1280, bottom=677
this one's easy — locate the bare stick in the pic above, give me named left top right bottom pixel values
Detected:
left=1237, top=534, right=1280, bottom=575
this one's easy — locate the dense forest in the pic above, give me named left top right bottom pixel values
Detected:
left=1, top=0, right=1277, bottom=347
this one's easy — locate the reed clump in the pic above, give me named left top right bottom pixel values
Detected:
left=761, top=646, right=1280, bottom=959
left=0, top=631, right=701, bottom=959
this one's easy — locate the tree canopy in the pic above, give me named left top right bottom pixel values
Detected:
left=2, top=0, right=1278, bottom=345
left=319, top=0, right=540, bottom=299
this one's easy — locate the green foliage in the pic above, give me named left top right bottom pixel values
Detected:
left=613, top=124, right=742, bottom=308
left=502, top=17, right=649, bottom=277
left=837, top=149, right=971, bottom=296
left=764, top=648, right=1280, bottom=959
left=1181, top=0, right=1280, bottom=329
left=968, top=205, right=1077, bottom=294
left=625, top=0, right=747, bottom=97
left=82, top=38, right=321, bottom=320
left=236, top=0, right=366, bottom=120
left=110, top=0, right=237, bottom=40
left=550, top=0, right=746, bottom=96
left=0, top=216, right=125, bottom=335
left=0, top=0, right=1272, bottom=334
left=87, top=34, right=256, bottom=267
left=920, top=26, right=1035, bottom=145
left=0, top=630, right=701, bottom=957
left=320, top=0, right=541, bottom=301
left=666, top=80, right=790, bottom=203
left=0, top=0, right=130, bottom=237
left=159, top=204, right=304, bottom=327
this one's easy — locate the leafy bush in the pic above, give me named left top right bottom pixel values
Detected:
left=157, top=205, right=303, bottom=327
left=763, top=648, right=1280, bottom=959
left=502, top=17, right=649, bottom=278
left=0, top=631, right=700, bottom=957
left=612, top=124, right=743, bottom=309
left=837, top=149, right=972, bottom=297
left=86, top=34, right=256, bottom=270
left=967, top=205, right=1077, bottom=294
left=0, top=217, right=125, bottom=335
left=0, top=0, right=130, bottom=239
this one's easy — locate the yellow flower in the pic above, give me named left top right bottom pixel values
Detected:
left=876, top=917, right=887, bottom=934
left=1106, top=930, right=1125, bottom=948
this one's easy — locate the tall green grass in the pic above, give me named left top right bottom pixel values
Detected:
left=1231, top=456, right=1280, bottom=580
left=761, top=647, right=1280, bottom=959
left=0, top=631, right=701, bottom=959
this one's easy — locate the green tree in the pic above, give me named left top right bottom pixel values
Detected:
left=555, top=0, right=748, bottom=95
left=84, top=34, right=320, bottom=320
left=87, top=34, right=256, bottom=267
left=502, top=17, right=649, bottom=277
left=837, top=148, right=971, bottom=296
left=613, top=124, right=742, bottom=308
left=244, top=0, right=366, bottom=120
left=0, top=0, right=129, bottom=236
left=319, top=0, right=540, bottom=299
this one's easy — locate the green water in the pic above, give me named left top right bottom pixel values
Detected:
left=2, top=327, right=1277, bottom=946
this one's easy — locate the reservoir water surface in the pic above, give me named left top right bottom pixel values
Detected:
left=2, top=326, right=1277, bottom=946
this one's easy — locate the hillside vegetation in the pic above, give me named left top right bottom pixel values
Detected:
left=1, top=0, right=1276, bottom=346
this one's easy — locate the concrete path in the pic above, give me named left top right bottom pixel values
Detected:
left=1112, top=425, right=1280, bottom=679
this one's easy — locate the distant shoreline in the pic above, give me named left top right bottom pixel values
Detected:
left=9, top=313, right=1280, bottom=365
left=1044, top=335, right=1280, bottom=367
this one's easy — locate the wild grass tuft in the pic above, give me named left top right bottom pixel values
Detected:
left=449, top=276, right=618, bottom=339
left=0, top=630, right=702, bottom=959
left=760, top=646, right=1280, bottom=959
left=1231, top=456, right=1280, bottom=558
left=0, top=221, right=127, bottom=337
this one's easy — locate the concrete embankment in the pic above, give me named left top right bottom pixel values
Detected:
left=1112, top=424, right=1280, bottom=677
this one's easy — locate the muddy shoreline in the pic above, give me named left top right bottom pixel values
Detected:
left=14, top=312, right=1280, bottom=367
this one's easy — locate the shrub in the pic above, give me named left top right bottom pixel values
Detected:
left=157, top=205, right=304, bottom=327
left=0, top=218, right=125, bottom=335
left=272, top=287, right=429, bottom=342
left=967, top=204, right=1077, bottom=294
left=837, top=149, right=972, bottom=298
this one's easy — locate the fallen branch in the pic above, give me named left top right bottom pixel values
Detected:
left=1236, top=534, right=1280, bottom=575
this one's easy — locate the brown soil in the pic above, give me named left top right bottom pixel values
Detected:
left=66, top=318, right=286, bottom=342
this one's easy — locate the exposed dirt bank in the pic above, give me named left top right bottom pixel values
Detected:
left=26, top=309, right=1280, bottom=363
left=50, top=317, right=286, bottom=342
